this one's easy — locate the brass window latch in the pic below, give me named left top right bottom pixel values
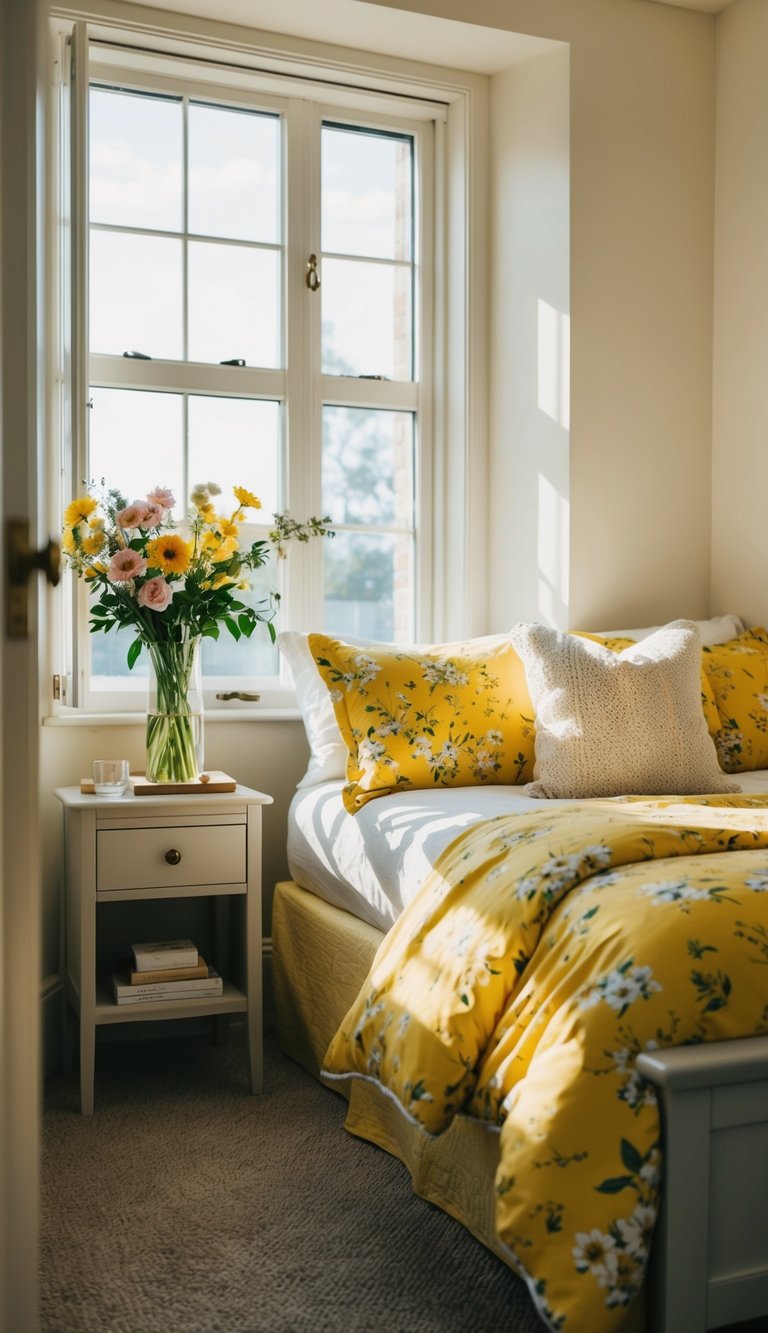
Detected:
left=305, top=253, right=320, bottom=291
left=215, top=691, right=261, bottom=702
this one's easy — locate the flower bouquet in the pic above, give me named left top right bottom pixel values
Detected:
left=63, top=481, right=330, bottom=783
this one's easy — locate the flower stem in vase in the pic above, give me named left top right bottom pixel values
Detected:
left=145, top=638, right=204, bottom=783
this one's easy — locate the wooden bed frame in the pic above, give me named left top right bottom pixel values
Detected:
left=272, top=878, right=768, bottom=1333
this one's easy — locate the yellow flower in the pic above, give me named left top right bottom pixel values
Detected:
left=64, top=495, right=98, bottom=527
left=200, top=530, right=219, bottom=553
left=211, top=573, right=236, bottom=589
left=217, top=518, right=240, bottom=539
left=81, top=529, right=106, bottom=556
left=84, top=562, right=106, bottom=580
left=197, top=502, right=216, bottom=522
left=233, top=486, right=261, bottom=510
left=62, top=530, right=77, bottom=555
left=211, top=536, right=238, bottom=564
left=146, top=533, right=192, bottom=575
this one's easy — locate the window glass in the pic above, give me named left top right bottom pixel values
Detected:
left=187, top=242, right=280, bottom=367
left=187, top=396, right=280, bottom=516
left=322, top=124, right=411, bottom=261
left=90, top=86, right=182, bottom=232
left=88, top=388, right=184, bottom=504
left=188, top=102, right=280, bottom=244
left=89, top=231, right=183, bottom=359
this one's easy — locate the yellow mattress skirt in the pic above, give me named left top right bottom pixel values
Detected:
left=272, top=879, right=643, bottom=1332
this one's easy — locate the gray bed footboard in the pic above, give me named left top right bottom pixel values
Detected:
left=637, top=1037, right=768, bottom=1332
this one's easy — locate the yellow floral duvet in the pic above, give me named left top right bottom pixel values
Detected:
left=322, top=795, right=768, bottom=1332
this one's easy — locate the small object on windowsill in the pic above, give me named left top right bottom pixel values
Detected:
left=123, top=349, right=152, bottom=359
left=358, top=374, right=389, bottom=380
left=215, top=691, right=261, bottom=702
left=220, top=358, right=245, bottom=366
left=199, top=773, right=210, bottom=784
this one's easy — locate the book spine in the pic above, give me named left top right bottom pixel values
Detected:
left=129, top=958, right=208, bottom=985
left=114, top=972, right=220, bottom=1000
left=115, top=983, right=223, bottom=1005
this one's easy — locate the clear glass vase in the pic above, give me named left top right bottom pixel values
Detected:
left=145, top=638, right=204, bottom=783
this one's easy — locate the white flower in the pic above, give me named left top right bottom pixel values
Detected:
left=485, top=729, right=504, bottom=745
left=745, top=870, right=768, bottom=892
left=359, top=738, right=386, bottom=765
left=641, top=879, right=709, bottom=905
left=572, top=1228, right=616, bottom=1275
left=411, top=735, right=433, bottom=758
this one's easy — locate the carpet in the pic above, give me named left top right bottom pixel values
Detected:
left=41, top=1029, right=543, bottom=1332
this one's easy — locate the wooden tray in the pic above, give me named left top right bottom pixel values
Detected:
left=80, top=771, right=237, bottom=796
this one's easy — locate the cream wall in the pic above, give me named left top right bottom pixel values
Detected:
left=365, top=0, right=717, bottom=630
left=711, top=0, right=768, bottom=627
left=488, top=46, right=570, bottom=628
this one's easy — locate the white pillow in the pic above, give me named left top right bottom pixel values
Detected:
left=509, top=620, right=740, bottom=800
left=596, top=613, right=744, bottom=646
left=279, top=631, right=395, bottom=788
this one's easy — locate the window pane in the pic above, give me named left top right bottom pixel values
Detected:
left=188, top=102, right=280, bottom=244
left=324, top=531, right=413, bottom=642
left=88, top=388, right=183, bottom=507
left=187, top=241, right=280, bottom=367
left=90, top=87, right=182, bottom=232
left=322, top=407, right=413, bottom=528
left=200, top=559, right=280, bottom=679
left=188, top=396, right=280, bottom=515
left=322, top=258, right=411, bottom=380
left=322, top=125, right=412, bottom=261
left=90, top=230, right=183, bottom=358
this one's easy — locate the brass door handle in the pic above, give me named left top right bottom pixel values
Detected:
left=6, top=519, right=62, bottom=638
left=8, top=521, right=61, bottom=587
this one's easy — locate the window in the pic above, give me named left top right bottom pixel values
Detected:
left=53, top=24, right=475, bottom=714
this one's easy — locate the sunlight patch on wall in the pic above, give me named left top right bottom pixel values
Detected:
left=537, top=473, right=569, bottom=626
left=537, top=299, right=570, bottom=430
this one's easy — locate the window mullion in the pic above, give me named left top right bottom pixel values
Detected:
left=70, top=21, right=91, bottom=709
left=283, top=98, right=322, bottom=633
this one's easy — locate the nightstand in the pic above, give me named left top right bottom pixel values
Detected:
left=55, top=784, right=272, bottom=1114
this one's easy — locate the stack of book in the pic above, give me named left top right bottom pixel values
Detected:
left=111, top=938, right=223, bottom=1005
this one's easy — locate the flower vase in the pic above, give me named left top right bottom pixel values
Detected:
left=145, top=638, right=204, bottom=784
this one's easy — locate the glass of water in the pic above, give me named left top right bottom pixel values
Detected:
left=92, top=759, right=130, bottom=797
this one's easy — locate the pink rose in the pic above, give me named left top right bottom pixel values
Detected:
left=142, top=502, right=165, bottom=527
left=116, top=502, right=150, bottom=529
left=108, top=549, right=147, bottom=582
left=146, top=487, right=176, bottom=510
left=137, top=576, right=173, bottom=611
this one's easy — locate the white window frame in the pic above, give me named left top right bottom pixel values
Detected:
left=47, top=7, right=489, bottom=718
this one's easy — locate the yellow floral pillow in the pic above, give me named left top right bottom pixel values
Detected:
left=309, top=633, right=537, bottom=811
left=702, top=627, right=768, bottom=771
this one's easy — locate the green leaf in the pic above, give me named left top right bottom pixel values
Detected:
left=595, top=1176, right=635, bottom=1194
left=620, top=1139, right=643, bottom=1174
left=202, top=625, right=220, bottom=640
left=267, top=620, right=277, bottom=644
left=224, top=618, right=241, bottom=641
left=126, top=639, right=143, bottom=670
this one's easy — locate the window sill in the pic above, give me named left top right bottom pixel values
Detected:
left=43, top=708, right=303, bottom=726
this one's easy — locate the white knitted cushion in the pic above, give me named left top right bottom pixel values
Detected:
left=509, top=620, right=740, bottom=799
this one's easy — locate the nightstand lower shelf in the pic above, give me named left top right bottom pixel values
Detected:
left=94, top=977, right=248, bottom=1024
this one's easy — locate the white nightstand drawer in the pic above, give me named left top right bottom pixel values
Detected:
left=96, top=823, right=246, bottom=892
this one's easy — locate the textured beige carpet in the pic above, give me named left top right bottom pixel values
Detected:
left=41, top=1029, right=543, bottom=1332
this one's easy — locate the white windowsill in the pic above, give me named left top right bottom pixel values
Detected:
left=43, top=708, right=303, bottom=726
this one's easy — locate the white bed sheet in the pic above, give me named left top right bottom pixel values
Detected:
left=287, top=770, right=768, bottom=932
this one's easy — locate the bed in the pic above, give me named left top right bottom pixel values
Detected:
left=273, top=619, right=768, bottom=1333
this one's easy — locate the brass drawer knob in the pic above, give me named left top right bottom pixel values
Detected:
left=165, top=848, right=182, bottom=865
